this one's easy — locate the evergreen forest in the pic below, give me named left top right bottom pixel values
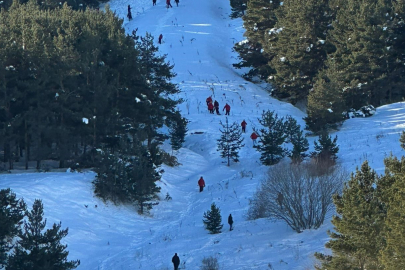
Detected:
left=232, top=0, right=405, bottom=132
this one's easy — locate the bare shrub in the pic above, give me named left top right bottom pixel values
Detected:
left=247, top=161, right=347, bottom=232
left=200, top=256, right=220, bottom=270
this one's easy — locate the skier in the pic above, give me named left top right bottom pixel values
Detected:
left=250, top=132, right=258, bottom=146
left=223, top=103, right=231, bottom=116
left=206, top=96, right=213, bottom=106
left=241, top=120, right=247, bottom=133
left=158, top=34, right=163, bottom=44
left=198, top=176, right=205, bottom=192
left=208, top=102, right=214, bottom=114
left=127, top=5, right=132, bottom=20
left=174, top=0, right=179, bottom=6
left=228, top=214, right=233, bottom=231
left=214, top=100, right=220, bottom=115
left=153, top=0, right=156, bottom=5
left=166, top=0, right=173, bottom=8
left=172, top=253, right=180, bottom=270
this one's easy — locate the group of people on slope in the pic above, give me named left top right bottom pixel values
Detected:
left=170, top=215, right=233, bottom=268
left=206, top=96, right=230, bottom=115
left=128, top=0, right=180, bottom=23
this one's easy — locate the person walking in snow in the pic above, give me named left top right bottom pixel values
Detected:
left=250, top=131, right=258, bottom=146
left=158, top=34, right=163, bottom=44
left=127, top=5, right=132, bottom=20
left=174, top=0, right=179, bottom=6
left=223, top=103, right=231, bottom=116
left=208, top=101, right=214, bottom=114
left=228, top=214, right=234, bottom=231
left=198, top=176, right=206, bottom=192
left=206, top=96, right=213, bottom=106
left=153, top=0, right=157, bottom=5
left=172, top=253, right=180, bottom=270
left=241, top=120, right=247, bottom=133
left=166, top=0, right=173, bottom=8
left=214, top=100, right=220, bottom=115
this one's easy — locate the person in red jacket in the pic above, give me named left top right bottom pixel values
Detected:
left=206, top=96, right=213, bottom=106
left=250, top=132, right=258, bottom=146
left=208, top=102, right=214, bottom=114
left=166, top=0, right=173, bottom=8
left=198, top=176, right=205, bottom=192
left=223, top=103, right=231, bottom=115
left=241, top=120, right=247, bottom=133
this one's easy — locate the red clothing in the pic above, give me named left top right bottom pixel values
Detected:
left=206, top=96, right=213, bottom=104
left=250, top=132, right=258, bottom=140
left=241, top=121, right=247, bottom=127
left=208, top=102, right=214, bottom=110
left=166, top=0, right=170, bottom=4
left=223, top=104, right=230, bottom=112
left=198, top=177, right=205, bottom=187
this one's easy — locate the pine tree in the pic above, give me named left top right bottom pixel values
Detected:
left=202, top=203, right=223, bottom=234
left=93, top=143, right=162, bottom=214
left=315, top=161, right=385, bottom=270
left=288, top=129, right=309, bottom=164
left=0, top=189, right=26, bottom=267
left=310, top=130, right=339, bottom=163
left=233, top=0, right=280, bottom=80
left=6, top=199, right=80, bottom=270
left=169, top=111, right=188, bottom=151
left=304, top=66, right=346, bottom=132
left=256, top=110, right=286, bottom=165
left=267, top=0, right=332, bottom=102
left=284, top=116, right=300, bottom=143
left=325, top=0, right=395, bottom=109
left=217, top=118, right=244, bottom=166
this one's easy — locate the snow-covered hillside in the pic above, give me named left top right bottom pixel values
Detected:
left=1, top=0, right=405, bottom=269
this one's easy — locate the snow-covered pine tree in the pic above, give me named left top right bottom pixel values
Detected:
left=256, top=110, right=286, bottom=165
left=310, top=130, right=339, bottom=163
left=288, top=129, right=309, bottom=164
left=6, top=199, right=80, bottom=270
left=267, top=0, right=332, bottom=102
left=217, top=118, right=244, bottom=166
left=202, top=203, right=223, bottom=234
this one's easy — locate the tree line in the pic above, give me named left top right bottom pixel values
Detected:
left=0, top=1, right=187, bottom=211
left=232, top=0, right=405, bottom=132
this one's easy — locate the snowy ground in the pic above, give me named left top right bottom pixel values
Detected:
left=1, top=0, right=405, bottom=269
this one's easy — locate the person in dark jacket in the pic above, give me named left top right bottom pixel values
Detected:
left=241, top=120, right=247, bottom=133
left=198, top=176, right=205, bottom=192
left=214, top=100, right=220, bottom=115
left=223, top=103, right=231, bottom=115
left=127, top=5, right=132, bottom=20
left=174, top=0, right=179, bottom=6
left=228, top=214, right=233, bottom=231
left=153, top=0, right=157, bottom=5
left=172, top=253, right=180, bottom=270
left=158, top=34, right=163, bottom=44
